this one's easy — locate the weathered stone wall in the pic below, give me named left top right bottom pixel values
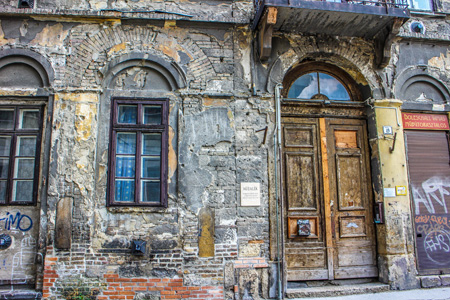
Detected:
left=0, top=7, right=275, bottom=297
left=1, top=1, right=450, bottom=299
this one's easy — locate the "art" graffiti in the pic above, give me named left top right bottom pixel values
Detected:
left=412, top=176, right=450, bottom=215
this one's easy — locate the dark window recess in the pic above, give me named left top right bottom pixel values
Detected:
left=0, top=106, right=43, bottom=205
left=18, top=0, right=34, bottom=8
left=108, top=99, right=168, bottom=207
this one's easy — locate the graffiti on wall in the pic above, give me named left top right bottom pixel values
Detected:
left=0, top=211, right=38, bottom=290
left=411, top=176, right=450, bottom=215
left=412, top=176, right=450, bottom=270
left=11, top=236, right=40, bottom=284
left=0, top=212, right=33, bottom=232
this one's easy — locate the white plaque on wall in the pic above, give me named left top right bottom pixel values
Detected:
left=240, top=182, right=261, bottom=206
left=383, top=188, right=396, bottom=198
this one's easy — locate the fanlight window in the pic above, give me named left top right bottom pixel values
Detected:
left=287, top=72, right=351, bottom=101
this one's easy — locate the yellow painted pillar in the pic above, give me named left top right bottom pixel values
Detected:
left=373, top=99, right=420, bottom=289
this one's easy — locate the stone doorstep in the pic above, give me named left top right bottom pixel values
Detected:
left=285, top=282, right=390, bottom=298
left=0, top=289, right=42, bottom=300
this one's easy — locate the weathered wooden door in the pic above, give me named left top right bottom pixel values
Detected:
left=283, top=117, right=377, bottom=281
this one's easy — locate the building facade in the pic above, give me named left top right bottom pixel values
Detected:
left=0, top=0, right=449, bottom=299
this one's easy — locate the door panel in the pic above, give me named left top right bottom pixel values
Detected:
left=285, top=153, right=317, bottom=210
left=326, top=119, right=376, bottom=279
left=283, top=117, right=376, bottom=281
left=283, top=118, right=326, bottom=281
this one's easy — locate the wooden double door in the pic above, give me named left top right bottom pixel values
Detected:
left=282, top=117, right=377, bottom=281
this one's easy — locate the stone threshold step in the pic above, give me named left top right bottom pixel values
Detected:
left=286, top=282, right=389, bottom=298
left=0, top=289, right=42, bottom=300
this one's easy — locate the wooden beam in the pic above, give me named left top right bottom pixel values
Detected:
left=258, top=7, right=277, bottom=60
left=319, top=118, right=334, bottom=280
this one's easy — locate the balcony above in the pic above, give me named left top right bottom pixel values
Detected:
left=253, top=0, right=410, bottom=66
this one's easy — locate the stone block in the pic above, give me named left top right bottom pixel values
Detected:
left=421, top=276, right=442, bottom=288
left=239, top=243, right=261, bottom=257
left=199, top=207, right=215, bottom=257
left=440, top=274, right=450, bottom=286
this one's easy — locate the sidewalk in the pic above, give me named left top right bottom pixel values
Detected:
left=290, top=287, right=450, bottom=300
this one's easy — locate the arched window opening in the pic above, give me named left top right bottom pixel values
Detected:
left=283, top=63, right=362, bottom=102
left=287, top=72, right=351, bottom=101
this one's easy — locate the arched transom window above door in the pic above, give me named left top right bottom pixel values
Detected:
left=283, top=63, right=362, bottom=102
left=288, top=72, right=350, bottom=101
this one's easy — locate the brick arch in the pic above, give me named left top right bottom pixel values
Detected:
left=268, top=36, right=384, bottom=99
left=67, top=25, right=216, bottom=89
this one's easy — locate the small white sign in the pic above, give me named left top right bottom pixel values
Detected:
left=383, top=126, right=393, bottom=135
left=432, top=104, right=445, bottom=111
left=241, top=182, right=261, bottom=206
left=384, top=188, right=396, bottom=198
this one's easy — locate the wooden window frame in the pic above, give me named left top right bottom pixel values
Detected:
left=107, top=98, right=169, bottom=207
left=0, top=105, right=43, bottom=206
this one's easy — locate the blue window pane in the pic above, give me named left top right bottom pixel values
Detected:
left=16, top=136, right=36, bottom=156
left=142, top=134, right=161, bottom=155
left=14, top=158, right=34, bottom=179
left=12, top=180, right=33, bottom=202
left=0, top=136, right=11, bottom=156
left=288, top=73, right=318, bottom=99
left=408, top=0, right=432, bottom=10
left=116, top=133, right=136, bottom=154
left=0, top=110, right=14, bottom=129
left=141, top=180, right=160, bottom=202
left=142, top=157, right=160, bottom=178
left=19, top=109, right=39, bottom=129
left=143, top=106, right=162, bottom=124
left=0, top=158, right=9, bottom=179
left=118, top=105, right=137, bottom=124
left=319, top=73, right=350, bottom=101
left=115, top=180, right=135, bottom=202
left=0, top=181, right=6, bottom=203
left=116, top=156, right=135, bottom=177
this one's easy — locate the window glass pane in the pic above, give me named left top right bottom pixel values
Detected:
left=16, top=136, right=36, bottom=156
left=118, top=105, right=137, bottom=124
left=0, top=181, right=6, bottom=203
left=14, top=158, right=35, bottom=179
left=12, top=180, right=33, bottom=202
left=19, top=109, right=39, bottom=129
left=0, top=136, right=11, bottom=156
left=142, top=157, right=160, bottom=178
left=116, top=133, right=136, bottom=154
left=115, top=180, right=135, bottom=202
left=116, top=156, right=135, bottom=177
left=408, top=0, right=432, bottom=10
left=0, top=110, right=14, bottom=129
left=319, top=73, right=350, bottom=101
left=142, top=133, right=161, bottom=155
left=0, top=158, right=9, bottom=179
left=288, top=73, right=318, bottom=99
left=143, top=106, right=162, bottom=124
left=141, top=180, right=160, bottom=202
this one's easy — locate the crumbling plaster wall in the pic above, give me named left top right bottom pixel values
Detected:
left=0, top=10, right=275, bottom=298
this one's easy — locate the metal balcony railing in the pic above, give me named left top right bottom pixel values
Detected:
left=254, top=0, right=409, bottom=15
